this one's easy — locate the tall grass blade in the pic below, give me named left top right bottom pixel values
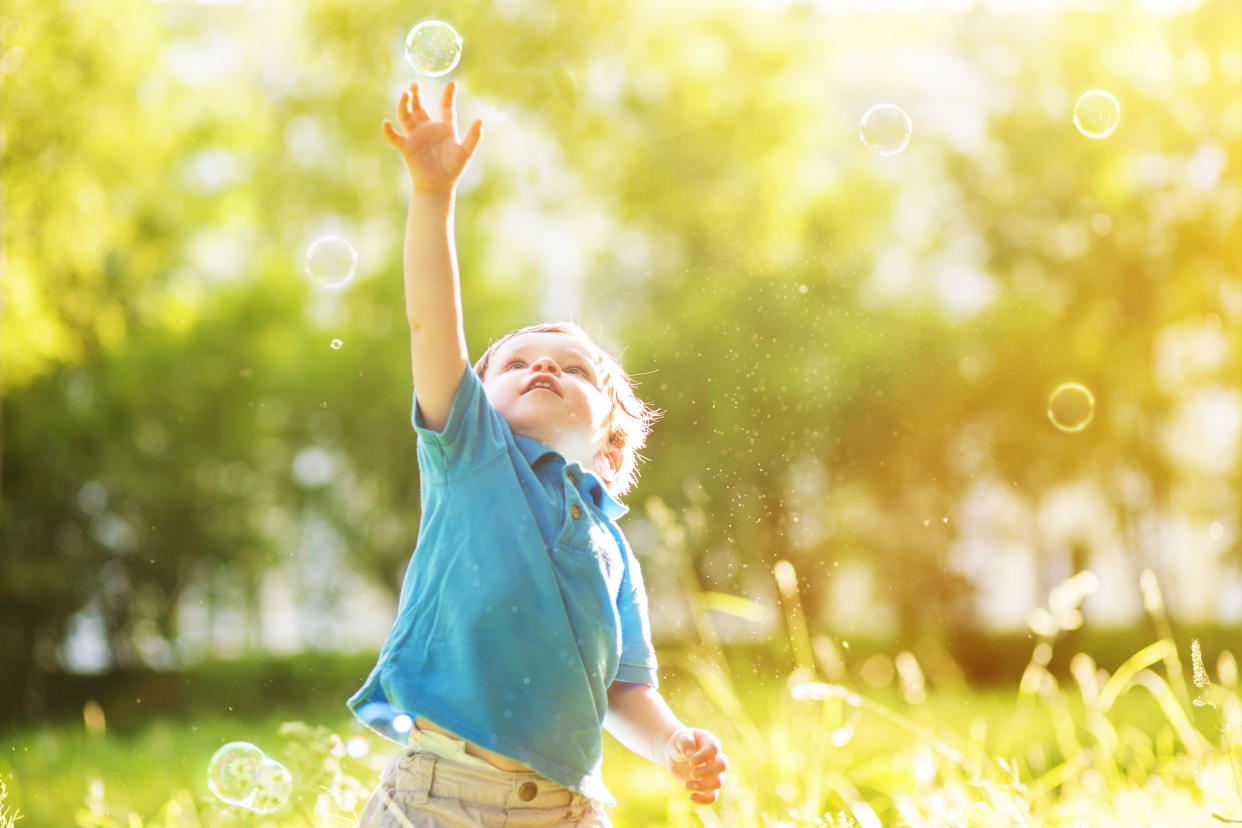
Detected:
left=1133, top=669, right=1208, bottom=757
left=1098, top=639, right=1176, bottom=713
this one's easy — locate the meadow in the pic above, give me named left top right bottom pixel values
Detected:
left=4, top=569, right=1241, bottom=828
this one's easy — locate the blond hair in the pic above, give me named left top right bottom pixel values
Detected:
left=473, top=322, right=660, bottom=497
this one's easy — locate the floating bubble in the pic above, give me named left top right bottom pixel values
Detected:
left=345, top=737, right=369, bottom=758
left=248, top=758, right=292, bottom=814
left=207, top=741, right=291, bottom=814
left=1073, top=90, right=1120, bottom=139
left=330, top=338, right=343, bottom=350
left=1047, top=383, right=1095, bottom=432
left=859, top=103, right=912, bottom=156
left=304, top=236, right=357, bottom=289
left=208, top=742, right=264, bottom=804
left=404, top=20, right=462, bottom=78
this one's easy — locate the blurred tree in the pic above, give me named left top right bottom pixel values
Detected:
left=4, top=0, right=1242, bottom=720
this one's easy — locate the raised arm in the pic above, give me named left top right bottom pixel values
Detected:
left=381, top=81, right=484, bottom=431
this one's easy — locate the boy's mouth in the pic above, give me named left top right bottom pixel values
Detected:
left=523, top=376, right=562, bottom=397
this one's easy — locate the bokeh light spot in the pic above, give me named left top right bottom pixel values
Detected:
left=405, top=20, right=462, bottom=78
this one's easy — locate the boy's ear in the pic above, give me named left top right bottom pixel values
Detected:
left=596, top=447, right=623, bottom=477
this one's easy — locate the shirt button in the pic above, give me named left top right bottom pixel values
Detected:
left=570, top=505, right=582, bottom=520
left=517, top=781, right=538, bottom=801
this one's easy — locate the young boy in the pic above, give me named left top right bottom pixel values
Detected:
left=350, top=81, right=728, bottom=827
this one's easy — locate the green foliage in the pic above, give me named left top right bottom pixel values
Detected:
left=5, top=0, right=1242, bottom=766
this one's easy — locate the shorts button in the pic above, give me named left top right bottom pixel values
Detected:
left=570, top=505, right=582, bottom=520
left=517, top=781, right=538, bottom=801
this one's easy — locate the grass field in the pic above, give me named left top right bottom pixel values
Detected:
left=3, top=635, right=1240, bottom=828
left=4, top=563, right=1241, bottom=827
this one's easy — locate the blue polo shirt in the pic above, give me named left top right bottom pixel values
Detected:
left=347, top=366, right=659, bottom=804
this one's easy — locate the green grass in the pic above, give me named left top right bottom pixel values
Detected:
left=5, top=533, right=1242, bottom=827
left=2, top=656, right=1239, bottom=827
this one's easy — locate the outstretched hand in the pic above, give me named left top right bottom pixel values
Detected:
left=381, top=81, right=483, bottom=194
left=664, top=728, right=728, bottom=805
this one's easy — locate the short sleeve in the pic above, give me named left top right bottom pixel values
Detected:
left=414, top=366, right=511, bottom=481
left=612, top=527, right=659, bottom=686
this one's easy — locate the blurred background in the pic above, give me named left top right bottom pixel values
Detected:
left=3, top=0, right=1241, bottom=734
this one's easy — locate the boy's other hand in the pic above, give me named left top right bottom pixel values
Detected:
left=382, top=81, right=483, bottom=194
left=664, top=728, right=728, bottom=805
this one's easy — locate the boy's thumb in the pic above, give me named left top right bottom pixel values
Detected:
left=669, top=729, right=695, bottom=763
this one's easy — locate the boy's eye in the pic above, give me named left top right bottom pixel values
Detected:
left=566, top=366, right=584, bottom=376
left=506, top=360, right=526, bottom=370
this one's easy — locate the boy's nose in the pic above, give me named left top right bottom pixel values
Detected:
left=530, top=356, right=561, bottom=375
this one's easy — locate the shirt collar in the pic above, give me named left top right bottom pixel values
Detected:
left=513, top=435, right=628, bottom=521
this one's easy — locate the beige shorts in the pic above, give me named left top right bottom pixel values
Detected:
left=359, top=734, right=612, bottom=828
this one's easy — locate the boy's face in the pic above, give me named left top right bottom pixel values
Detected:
left=481, top=331, right=615, bottom=471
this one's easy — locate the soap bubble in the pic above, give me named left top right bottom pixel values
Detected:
left=1073, top=90, right=1120, bottom=139
left=248, top=758, right=292, bottom=814
left=207, top=741, right=291, bottom=814
left=330, top=338, right=343, bottom=350
left=404, top=20, right=462, bottom=77
left=208, top=742, right=264, bottom=804
left=1047, top=383, right=1095, bottom=432
left=859, top=103, right=912, bottom=156
left=304, top=235, right=357, bottom=289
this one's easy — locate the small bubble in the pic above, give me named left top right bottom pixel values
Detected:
left=859, top=103, right=912, bottom=156
left=207, top=742, right=291, bottom=813
left=330, top=338, right=343, bottom=350
left=1073, top=90, right=1121, bottom=139
left=1047, top=383, right=1095, bottom=432
left=248, top=758, right=292, bottom=814
left=404, top=20, right=463, bottom=77
left=304, top=235, right=357, bottom=289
